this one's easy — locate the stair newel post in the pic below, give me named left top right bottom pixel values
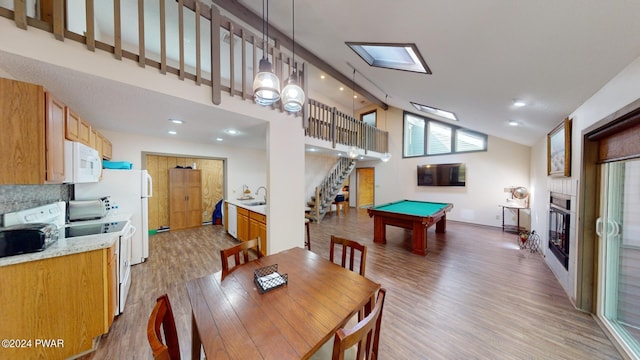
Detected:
left=331, top=107, right=337, bottom=149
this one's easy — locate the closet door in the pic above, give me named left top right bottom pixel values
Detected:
left=169, top=169, right=202, bottom=231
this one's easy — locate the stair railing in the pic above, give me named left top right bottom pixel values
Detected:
left=311, top=157, right=356, bottom=222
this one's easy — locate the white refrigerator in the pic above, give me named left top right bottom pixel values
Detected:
left=75, top=169, right=153, bottom=265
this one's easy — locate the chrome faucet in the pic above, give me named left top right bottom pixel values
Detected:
left=255, top=186, right=267, bottom=202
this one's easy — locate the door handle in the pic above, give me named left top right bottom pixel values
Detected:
left=596, top=217, right=603, bottom=237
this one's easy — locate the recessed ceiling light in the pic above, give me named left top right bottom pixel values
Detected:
left=320, top=75, right=325, bottom=79
left=169, top=118, right=184, bottom=124
left=168, top=130, right=177, bottom=135
left=339, top=87, right=344, bottom=91
left=353, top=95, right=358, bottom=99
left=411, top=102, right=458, bottom=121
left=346, top=42, right=431, bottom=74
left=508, top=120, right=519, bottom=126
left=225, top=129, right=239, bottom=135
left=215, top=137, right=223, bottom=141
left=513, top=100, right=526, bottom=107
left=307, top=148, right=317, bottom=152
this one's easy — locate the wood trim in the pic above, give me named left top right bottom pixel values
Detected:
left=178, top=0, right=185, bottom=80
left=208, top=0, right=388, bottom=110
left=113, top=0, right=122, bottom=59
left=52, top=0, right=64, bottom=41
left=229, top=22, right=235, bottom=96
left=195, top=0, right=201, bottom=85
left=160, top=0, right=166, bottom=73
left=85, top=0, right=95, bottom=51
left=137, top=0, right=145, bottom=67
left=241, top=28, right=247, bottom=98
left=13, top=0, right=27, bottom=29
left=598, top=122, right=640, bottom=162
left=210, top=5, right=222, bottom=105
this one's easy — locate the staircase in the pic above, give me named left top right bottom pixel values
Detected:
left=307, top=157, right=357, bottom=222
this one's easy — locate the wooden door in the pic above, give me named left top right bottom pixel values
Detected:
left=357, top=167, right=375, bottom=208
left=169, top=168, right=203, bottom=231
left=45, top=92, right=66, bottom=183
left=186, top=169, right=203, bottom=228
left=169, top=168, right=187, bottom=230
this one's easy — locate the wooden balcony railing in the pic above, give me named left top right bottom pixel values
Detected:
left=306, top=99, right=389, bottom=154
left=0, top=0, right=388, bottom=154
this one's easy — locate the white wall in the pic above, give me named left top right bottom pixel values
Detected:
left=529, top=54, right=640, bottom=301
left=370, top=107, right=532, bottom=228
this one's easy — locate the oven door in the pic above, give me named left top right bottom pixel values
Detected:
left=118, top=224, right=136, bottom=315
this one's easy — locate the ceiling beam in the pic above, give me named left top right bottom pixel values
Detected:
left=209, top=0, right=388, bottom=110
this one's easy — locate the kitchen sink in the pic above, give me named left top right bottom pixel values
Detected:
left=246, top=201, right=266, bottom=206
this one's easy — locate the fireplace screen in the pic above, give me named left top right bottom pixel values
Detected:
left=549, top=194, right=570, bottom=269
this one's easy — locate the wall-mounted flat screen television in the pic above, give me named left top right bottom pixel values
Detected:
left=417, top=163, right=466, bottom=186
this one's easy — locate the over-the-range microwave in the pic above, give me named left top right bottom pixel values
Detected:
left=64, top=140, right=102, bottom=183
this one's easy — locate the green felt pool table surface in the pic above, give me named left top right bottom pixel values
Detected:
left=372, top=200, right=451, bottom=217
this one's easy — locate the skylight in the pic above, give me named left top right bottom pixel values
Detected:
left=346, top=42, right=431, bottom=74
left=411, top=102, right=457, bottom=121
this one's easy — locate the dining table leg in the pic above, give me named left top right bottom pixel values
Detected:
left=191, top=312, right=202, bottom=360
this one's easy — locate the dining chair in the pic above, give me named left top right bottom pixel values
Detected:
left=330, top=235, right=367, bottom=276
left=332, top=288, right=387, bottom=360
left=147, top=294, right=181, bottom=360
left=305, top=218, right=312, bottom=250
left=220, top=237, right=262, bottom=280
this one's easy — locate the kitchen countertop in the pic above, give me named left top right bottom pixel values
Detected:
left=226, top=199, right=267, bottom=216
left=0, top=213, right=132, bottom=268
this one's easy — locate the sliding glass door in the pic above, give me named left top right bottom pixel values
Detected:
left=597, top=159, right=640, bottom=358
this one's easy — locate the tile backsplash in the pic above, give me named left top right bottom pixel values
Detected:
left=0, top=185, right=73, bottom=223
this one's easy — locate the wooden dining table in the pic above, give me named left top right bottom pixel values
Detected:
left=186, top=247, right=381, bottom=360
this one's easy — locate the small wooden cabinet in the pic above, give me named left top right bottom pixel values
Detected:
left=65, top=108, right=91, bottom=145
left=237, top=207, right=249, bottom=241
left=45, top=91, right=66, bottom=183
left=106, top=244, right=117, bottom=328
left=249, top=211, right=267, bottom=256
left=0, top=246, right=115, bottom=360
left=169, top=168, right=203, bottom=231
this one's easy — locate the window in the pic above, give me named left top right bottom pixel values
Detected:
left=361, top=110, right=376, bottom=127
left=403, top=111, right=487, bottom=157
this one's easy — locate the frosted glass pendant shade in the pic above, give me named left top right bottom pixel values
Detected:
left=282, top=72, right=305, bottom=112
left=253, top=58, right=280, bottom=106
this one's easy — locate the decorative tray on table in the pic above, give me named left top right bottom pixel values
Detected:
left=254, top=264, right=288, bottom=294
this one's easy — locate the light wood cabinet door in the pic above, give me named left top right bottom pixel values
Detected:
left=0, top=78, right=45, bottom=184
left=44, top=91, right=66, bottom=184
left=238, top=211, right=249, bottom=241
left=106, top=245, right=117, bottom=328
left=0, top=249, right=110, bottom=359
left=169, top=168, right=203, bottom=231
left=249, top=212, right=267, bottom=255
left=65, top=108, right=90, bottom=145
left=102, top=137, right=112, bottom=160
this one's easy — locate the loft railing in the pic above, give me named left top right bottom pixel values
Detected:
left=0, top=1, right=388, bottom=154
left=306, top=99, right=389, bottom=154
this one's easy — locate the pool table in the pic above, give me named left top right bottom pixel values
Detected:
left=367, top=200, right=454, bottom=256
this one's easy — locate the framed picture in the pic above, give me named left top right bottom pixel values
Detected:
left=547, top=117, right=572, bottom=177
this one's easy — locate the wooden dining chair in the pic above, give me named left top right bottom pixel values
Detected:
left=332, top=288, right=387, bottom=360
left=147, top=294, right=181, bottom=360
left=330, top=235, right=367, bottom=276
left=220, top=237, right=262, bottom=280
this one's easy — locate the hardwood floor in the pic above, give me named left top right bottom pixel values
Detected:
left=83, top=208, right=622, bottom=360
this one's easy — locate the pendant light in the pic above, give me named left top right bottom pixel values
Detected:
left=253, top=0, right=280, bottom=106
left=381, top=94, right=392, bottom=162
left=282, top=0, right=305, bottom=112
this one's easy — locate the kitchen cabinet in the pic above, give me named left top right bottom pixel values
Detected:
left=0, top=247, right=114, bottom=360
left=249, top=211, right=267, bottom=256
left=0, top=78, right=67, bottom=184
left=107, top=244, right=117, bottom=328
left=169, top=168, right=203, bottom=231
left=102, top=135, right=113, bottom=160
left=237, top=206, right=249, bottom=241
left=45, top=91, right=66, bottom=183
left=65, top=108, right=91, bottom=145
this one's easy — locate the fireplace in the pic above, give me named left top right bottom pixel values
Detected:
left=549, top=193, right=570, bottom=269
